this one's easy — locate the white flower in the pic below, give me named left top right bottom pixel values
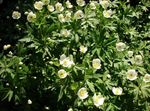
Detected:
left=127, top=69, right=137, bottom=81
left=27, top=12, right=36, bottom=22
left=112, top=87, right=123, bottom=95
left=92, top=58, right=101, bottom=70
left=47, top=5, right=54, bottom=12
left=33, top=76, right=37, bottom=79
left=77, top=87, right=88, bottom=100
left=3, top=44, right=11, bottom=50
left=116, top=42, right=126, bottom=51
left=24, top=11, right=29, bottom=15
left=90, top=1, right=97, bottom=10
left=68, top=108, right=73, bottom=111
left=128, top=51, right=133, bottom=57
left=107, top=74, right=111, bottom=78
left=57, top=69, right=68, bottom=79
left=55, top=2, right=64, bottom=12
left=60, top=29, right=70, bottom=37
left=74, top=10, right=84, bottom=20
left=99, top=0, right=110, bottom=9
left=12, top=11, right=21, bottom=19
left=76, top=0, right=85, bottom=7
left=6, top=83, right=9, bottom=86
left=27, top=99, right=32, bottom=104
left=42, top=0, right=49, bottom=5
left=58, top=14, right=65, bottom=23
left=92, top=94, right=105, bottom=107
left=134, top=55, right=143, bottom=65
left=44, top=106, right=50, bottom=110
left=143, top=74, right=150, bottom=83
left=103, top=9, right=113, bottom=18
left=34, top=1, right=44, bottom=10
left=80, top=45, right=87, bottom=53
left=65, top=11, right=72, bottom=22
left=19, top=62, right=23, bottom=65
left=66, top=1, right=73, bottom=8
left=59, top=54, right=74, bottom=68
left=8, top=51, right=13, bottom=55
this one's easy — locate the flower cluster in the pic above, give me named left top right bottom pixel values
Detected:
left=7, top=0, right=150, bottom=110
left=59, top=54, right=74, bottom=68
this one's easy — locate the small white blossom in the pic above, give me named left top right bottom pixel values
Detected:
left=6, top=83, right=9, bottom=86
left=16, top=6, right=19, bottom=10
left=68, top=108, right=73, bottom=111
left=34, top=1, right=44, bottom=10
left=127, top=69, right=137, bottom=81
left=55, top=2, right=64, bottom=12
left=33, top=76, right=37, bottom=79
left=19, top=62, right=23, bottom=65
left=65, top=11, right=72, bottom=22
left=8, top=51, right=13, bottom=55
left=77, top=87, right=88, bottom=100
left=112, top=87, right=123, bottom=95
left=47, top=5, right=54, bottom=12
left=44, top=106, right=50, bottom=110
left=27, top=99, right=32, bottom=104
left=3, top=44, right=11, bottom=50
left=92, top=58, right=101, bottom=70
left=116, top=42, right=126, bottom=51
left=90, top=1, right=97, bottom=10
left=66, top=1, right=73, bottom=8
left=76, top=0, right=85, bottom=7
left=79, top=45, right=87, bottom=53
left=103, top=9, right=113, bottom=18
left=107, top=74, right=111, bottom=78
left=42, top=0, right=49, bottom=5
left=57, top=69, right=68, bottom=79
left=134, top=55, right=143, bottom=65
left=143, top=74, right=150, bottom=83
left=27, top=12, right=36, bottom=22
left=128, top=51, right=133, bottom=57
left=60, top=29, right=70, bottom=37
left=24, top=11, right=28, bottom=15
left=99, top=0, right=110, bottom=9
left=92, top=94, right=105, bottom=107
left=12, top=11, right=21, bottom=19
left=74, top=10, right=84, bottom=20
left=58, top=14, right=65, bottom=23
left=59, top=54, right=74, bottom=68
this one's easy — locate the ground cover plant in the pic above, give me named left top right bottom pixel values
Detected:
left=0, top=0, right=150, bottom=110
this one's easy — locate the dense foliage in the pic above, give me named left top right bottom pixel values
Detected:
left=0, top=0, right=150, bottom=110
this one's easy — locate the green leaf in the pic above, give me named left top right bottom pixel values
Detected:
left=75, top=34, right=79, bottom=43
left=19, top=37, right=32, bottom=42
left=14, top=95, right=20, bottom=101
left=104, top=38, right=117, bottom=47
left=71, top=82, right=78, bottom=91
left=86, top=80, right=95, bottom=93
left=3, top=90, right=13, bottom=102
left=58, top=86, right=64, bottom=101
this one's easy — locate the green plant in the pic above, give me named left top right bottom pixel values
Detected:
left=0, top=0, right=150, bottom=110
